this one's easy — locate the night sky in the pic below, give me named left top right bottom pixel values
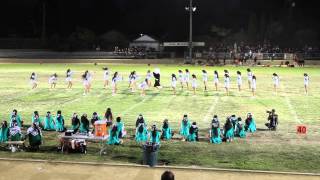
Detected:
left=0, top=0, right=319, bottom=43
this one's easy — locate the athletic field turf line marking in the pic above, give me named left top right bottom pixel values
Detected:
left=203, top=97, right=219, bottom=123
left=121, top=95, right=152, bottom=116
left=281, top=82, right=302, bottom=123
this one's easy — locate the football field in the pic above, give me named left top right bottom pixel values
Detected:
left=0, top=62, right=319, bottom=173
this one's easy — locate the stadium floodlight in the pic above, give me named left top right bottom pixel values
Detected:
left=185, top=0, right=197, bottom=64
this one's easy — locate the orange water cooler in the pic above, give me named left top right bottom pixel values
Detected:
left=94, top=120, right=108, bottom=137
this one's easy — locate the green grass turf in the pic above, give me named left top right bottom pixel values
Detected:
left=0, top=63, right=320, bottom=173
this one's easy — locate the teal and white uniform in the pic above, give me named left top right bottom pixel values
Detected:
left=161, top=125, right=172, bottom=140
left=10, top=114, right=22, bottom=128
left=135, top=123, right=148, bottom=143
left=108, top=126, right=120, bottom=145
left=32, top=116, right=42, bottom=127
left=27, top=126, right=42, bottom=147
left=0, top=124, right=9, bottom=143
left=180, top=119, right=191, bottom=139
left=245, top=117, right=256, bottom=133
left=210, top=127, right=222, bottom=144
left=44, top=115, right=55, bottom=131
left=9, top=125, right=21, bottom=141
left=116, top=121, right=125, bottom=138
left=149, top=131, right=161, bottom=144
left=55, top=115, right=65, bottom=132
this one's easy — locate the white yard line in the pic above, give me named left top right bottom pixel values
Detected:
left=280, top=83, right=302, bottom=124
left=202, top=97, right=219, bottom=123
left=121, top=96, right=152, bottom=116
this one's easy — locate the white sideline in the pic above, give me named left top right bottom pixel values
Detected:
left=202, top=97, right=219, bottom=123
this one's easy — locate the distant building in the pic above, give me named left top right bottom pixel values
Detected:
left=129, top=35, right=160, bottom=51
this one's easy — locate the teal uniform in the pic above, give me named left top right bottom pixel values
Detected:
left=79, top=120, right=89, bottom=133
left=55, top=115, right=65, bottom=132
left=237, top=123, right=246, bottom=138
left=187, top=126, right=198, bottom=142
left=135, top=124, right=148, bottom=143
left=149, top=131, right=161, bottom=144
left=27, top=127, right=42, bottom=147
left=0, top=126, right=9, bottom=143
left=116, top=121, right=125, bottom=138
left=180, top=119, right=191, bottom=139
left=44, top=115, right=55, bottom=131
left=161, top=126, right=172, bottom=140
left=32, top=116, right=42, bottom=127
left=225, top=128, right=234, bottom=140
left=210, top=128, right=222, bottom=144
left=10, top=114, right=22, bottom=128
left=246, top=118, right=256, bottom=133
left=108, top=127, right=120, bottom=145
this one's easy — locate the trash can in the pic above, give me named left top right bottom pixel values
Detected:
left=142, top=143, right=159, bottom=167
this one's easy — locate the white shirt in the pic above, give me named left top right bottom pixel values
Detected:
left=191, top=78, right=197, bottom=88
left=171, top=77, right=177, bottom=87
left=185, top=72, right=190, bottom=82
left=252, top=78, right=257, bottom=89
left=272, top=76, right=280, bottom=86
left=224, top=77, right=230, bottom=88
left=214, top=73, right=219, bottom=83
left=247, top=72, right=253, bottom=81
left=304, top=76, right=309, bottom=85
left=237, top=75, right=242, bottom=85
left=202, top=73, right=208, bottom=82
left=103, top=70, right=109, bottom=80
left=146, top=72, right=152, bottom=80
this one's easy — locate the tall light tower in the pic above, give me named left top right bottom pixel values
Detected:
left=185, top=0, right=196, bottom=63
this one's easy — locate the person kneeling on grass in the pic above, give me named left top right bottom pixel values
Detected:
left=235, top=117, right=246, bottom=138
left=135, top=122, right=148, bottom=143
left=161, top=119, right=173, bottom=140
left=32, top=111, right=43, bottom=128
left=180, top=114, right=191, bottom=141
left=0, top=121, right=9, bottom=143
left=108, top=124, right=123, bottom=145
left=10, top=109, right=23, bottom=128
left=26, top=123, right=42, bottom=150
left=149, top=124, right=161, bottom=145
left=55, top=110, right=65, bottom=132
left=71, top=113, right=80, bottom=133
left=115, top=117, right=126, bottom=138
left=187, top=122, right=199, bottom=142
left=245, top=113, right=256, bottom=133
left=224, top=117, right=234, bottom=143
left=79, top=114, right=90, bottom=134
left=9, top=121, right=22, bottom=141
left=44, top=111, right=55, bottom=131
left=209, top=120, right=222, bottom=144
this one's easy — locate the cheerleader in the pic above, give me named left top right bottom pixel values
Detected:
left=272, top=73, right=280, bottom=93
left=245, top=113, right=256, bottom=133
left=108, top=124, right=122, bottom=145
left=153, top=68, right=161, bottom=89
left=146, top=70, right=152, bottom=87
left=304, top=73, right=309, bottom=94
left=135, top=122, right=148, bottom=143
left=252, top=75, right=257, bottom=96
left=209, top=120, right=222, bottom=144
left=66, top=69, right=73, bottom=89
left=191, top=74, right=197, bottom=95
left=187, top=122, right=199, bottom=142
left=0, top=121, right=9, bottom=143
left=79, top=113, right=90, bottom=133
left=104, top=108, right=114, bottom=126
left=49, top=73, right=58, bottom=89
left=9, top=121, right=22, bottom=141
left=224, top=69, right=229, bottom=76
left=139, top=78, right=148, bottom=96
left=224, top=117, right=234, bottom=143
left=71, top=113, right=80, bottom=133
left=171, top=74, right=177, bottom=95
left=235, top=117, right=246, bottom=138
left=103, top=67, right=109, bottom=88
left=213, top=70, right=219, bottom=91
left=26, top=123, right=42, bottom=149
left=161, top=119, right=173, bottom=140
left=178, top=70, right=184, bottom=89
left=129, top=71, right=137, bottom=92
left=90, top=112, right=101, bottom=127
left=247, top=68, right=253, bottom=89
left=9, top=109, right=23, bottom=128
left=111, top=72, right=121, bottom=95
left=180, top=114, right=191, bottom=141
left=224, top=73, right=230, bottom=96
left=115, top=117, right=126, bottom=138
left=237, top=71, right=242, bottom=91
left=184, top=69, right=190, bottom=90
left=30, top=72, right=38, bottom=89
left=82, top=72, right=89, bottom=95
left=32, top=111, right=43, bottom=128
left=202, top=70, right=208, bottom=91
left=86, top=70, right=93, bottom=91
left=55, top=110, right=65, bottom=132
left=149, top=124, right=161, bottom=145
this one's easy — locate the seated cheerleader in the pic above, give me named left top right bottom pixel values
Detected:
left=139, top=78, right=148, bottom=96
left=49, top=73, right=58, bottom=89
left=224, top=117, right=234, bottom=143
left=135, top=122, right=148, bottom=143
left=245, top=113, right=256, bottom=133
left=209, top=120, right=222, bottom=144
left=108, top=124, right=122, bottom=145
left=79, top=114, right=90, bottom=134
left=30, top=72, right=38, bottom=89
left=230, top=115, right=238, bottom=133
left=180, top=114, right=191, bottom=141
left=115, top=117, right=126, bottom=138
left=187, top=122, right=199, bottom=142
left=191, top=74, right=197, bottom=95
left=44, top=111, right=55, bottom=131
left=90, top=112, right=101, bottom=127
left=149, top=124, right=161, bottom=145
left=235, top=117, right=246, bottom=138
left=32, top=111, right=43, bottom=128
left=0, top=121, right=9, bottom=143
left=71, top=113, right=80, bottom=133
left=26, top=123, right=42, bottom=150
left=55, top=110, right=65, bottom=132
left=9, top=121, right=22, bottom=141
left=10, top=109, right=23, bottom=128
left=161, top=119, right=173, bottom=140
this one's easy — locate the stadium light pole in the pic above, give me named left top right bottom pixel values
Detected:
left=185, top=0, right=196, bottom=63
